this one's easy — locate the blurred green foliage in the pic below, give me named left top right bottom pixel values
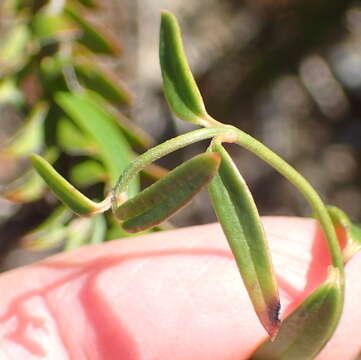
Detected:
left=0, top=0, right=162, bottom=253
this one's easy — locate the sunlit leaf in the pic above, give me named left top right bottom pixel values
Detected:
left=327, top=205, right=361, bottom=262
left=57, top=116, right=98, bottom=155
left=83, top=90, right=154, bottom=150
left=32, top=12, right=77, bottom=41
left=74, top=59, right=132, bottom=105
left=55, top=91, right=138, bottom=193
left=159, top=11, right=207, bottom=126
left=3, top=101, right=48, bottom=157
left=31, top=154, right=101, bottom=216
left=0, top=77, right=23, bottom=105
left=115, top=152, right=220, bottom=233
left=70, top=159, right=106, bottom=187
left=208, top=143, right=280, bottom=338
left=22, top=206, right=73, bottom=251
left=65, top=7, right=122, bottom=55
left=0, top=23, right=29, bottom=75
left=252, top=267, right=343, bottom=359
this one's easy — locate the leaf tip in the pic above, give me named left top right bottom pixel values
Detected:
left=265, top=299, right=281, bottom=340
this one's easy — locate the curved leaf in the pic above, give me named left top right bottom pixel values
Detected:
left=74, top=59, right=133, bottom=105
left=55, top=91, right=138, bottom=193
left=65, top=7, right=122, bottom=55
left=31, top=154, right=100, bottom=216
left=208, top=143, right=280, bottom=338
left=252, top=267, right=343, bottom=359
left=159, top=11, right=207, bottom=125
left=115, top=152, right=220, bottom=233
left=3, top=101, right=48, bottom=157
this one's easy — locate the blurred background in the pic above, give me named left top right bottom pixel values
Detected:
left=0, top=0, right=360, bottom=269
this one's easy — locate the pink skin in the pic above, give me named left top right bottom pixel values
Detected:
left=0, top=217, right=359, bottom=359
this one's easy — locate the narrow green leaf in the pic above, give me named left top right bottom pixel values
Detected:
left=0, top=23, right=29, bottom=74
left=115, top=152, right=220, bottom=233
left=208, top=144, right=280, bottom=338
left=55, top=91, right=138, bottom=193
left=1, top=148, right=59, bottom=203
left=1, top=169, right=46, bottom=203
left=31, top=154, right=100, bottom=216
left=252, top=267, right=343, bottom=360
left=83, top=90, right=154, bottom=150
left=89, top=214, right=107, bottom=244
left=64, top=217, right=94, bottom=251
left=70, top=159, right=106, bottom=187
left=74, top=59, right=133, bottom=105
left=65, top=7, right=122, bottom=55
left=22, top=206, right=72, bottom=251
left=32, top=12, right=77, bottom=41
left=57, top=116, right=98, bottom=155
left=3, top=101, right=48, bottom=157
left=159, top=11, right=208, bottom=125
left=327, top=206, right=361, bottom=262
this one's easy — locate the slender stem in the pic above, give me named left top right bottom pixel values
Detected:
left=231, top=126, right=344, bottom=274
left=112, top=126, right=234, bottom=211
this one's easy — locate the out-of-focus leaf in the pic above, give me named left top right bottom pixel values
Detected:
left=64, top=7, right=122, bottom=55
left=0, top=78, right=23, bottom=105
left=55, top=91, right=138, bottom=193
left=22, top=206, right=72, bottom=251
left=159, top=11, right=207, bottom=126
left=115, top=152, right=220, bottom=233
left=1, top=148, right=59, bottom=203
left=32, top=12, right=77, bottom=42
left=31, top=154, right=101, bottom=215
left=3, top=101, right=48, bottom=157
left=252, top=267, right=343, bottom=359
left=77, top=0, right=99, bottom=8
left=0, top=23, right=30, bottom=74
left=208, top=144, right=280, bottom=338
left=64, top=217, right=93, bottom=250
left=57, top=116, right=98, bottom=155
left=89, top=213, right=106, bottom=244
left=327, top=205, right=361, bottom=262
left=74, top=59, right=132, bottom=105
left=70, top=159, right=106, bottom=187
left=84, top=90, right=154, bottom=150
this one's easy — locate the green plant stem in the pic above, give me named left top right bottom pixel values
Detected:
left=230, top=126, right=344, bottom=274
left=112, top=126, right=233, bottom=210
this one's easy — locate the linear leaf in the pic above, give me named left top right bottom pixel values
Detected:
left=208, top=144, right=280, bottom=338
left=55, top=91, right=138, bottom=193
left=74, top=59, right=133, bottom=105
left=3, top=101, right=48, bottom=157
left=252, top=267, right=343, bottom=359
left=64, top=217, right=94, bottom=251
left=1, top=148, right=58, bottom=203
left=22, top=206, right=72, bottom=251
left=159, top=11, right=207, bottom=125
left=31, top=154, right=100, bottom=216
left=115, top=152, right=220, bottom=233
left=65, top=7, right=122, bottom=55
left=70, top=159, right=106, bottom=187
left=57, top=116, right=98, bottom=155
